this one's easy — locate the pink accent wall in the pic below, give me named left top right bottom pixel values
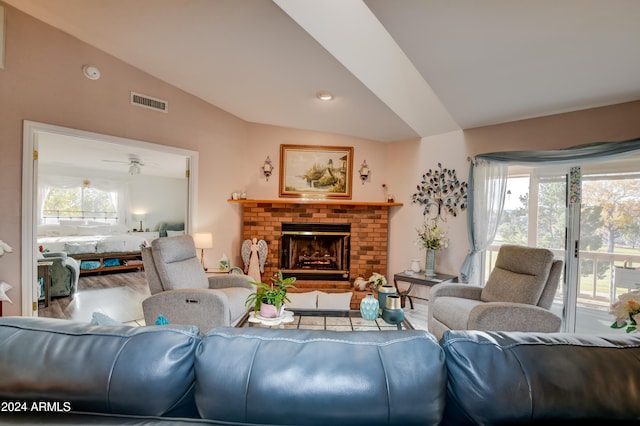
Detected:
left=2, top=1, right=640, bottom=315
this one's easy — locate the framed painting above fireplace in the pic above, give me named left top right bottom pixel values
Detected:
left=279, top=144, right=353, bottom=199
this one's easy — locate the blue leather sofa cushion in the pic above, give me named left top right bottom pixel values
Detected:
left=196, top=327, right=446, bottom=425
left=0, top=317, right=201, bottom=418
left=441, top=330, right=640, bottom=425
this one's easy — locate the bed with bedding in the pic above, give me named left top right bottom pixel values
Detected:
left=37, top=222, right=150, bottom=274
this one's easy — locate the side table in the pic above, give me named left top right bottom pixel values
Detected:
left=393, top=271, right=457, bottom=309
left=37, top=261, right=53, bottom=308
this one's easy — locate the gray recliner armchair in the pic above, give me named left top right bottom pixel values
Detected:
left=428, top=245, right=563, bottom=340
left=37, top=251, right=80, bottom=298
left=141, top=235, right=254, bottom=332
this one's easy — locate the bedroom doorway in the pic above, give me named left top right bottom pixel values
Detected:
left=22, top=120, right=199, bottom=320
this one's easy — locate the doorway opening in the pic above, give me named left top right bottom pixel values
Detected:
left=22, top=120, right=199, bottom=320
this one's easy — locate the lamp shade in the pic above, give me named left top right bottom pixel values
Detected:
left=193, top=232, right=213, bottom=249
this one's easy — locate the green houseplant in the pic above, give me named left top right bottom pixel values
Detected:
left=245, top=271, right=297, bottom=318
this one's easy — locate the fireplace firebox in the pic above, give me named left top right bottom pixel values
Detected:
left=280, top=223, right=350, bottom=280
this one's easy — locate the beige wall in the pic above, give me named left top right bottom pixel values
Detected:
left=2, top=2, right=640, bottom=315
left=0, top=3, right=391, bottom=315
left=464, top=101, right=640, bottom=156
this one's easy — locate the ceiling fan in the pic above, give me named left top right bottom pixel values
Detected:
left=102, top=154, right=145, bottom=175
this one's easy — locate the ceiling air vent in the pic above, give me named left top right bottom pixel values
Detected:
left=130, top=92, right=168, bottom=113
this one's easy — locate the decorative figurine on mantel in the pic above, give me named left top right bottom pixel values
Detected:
left=241, top=237, right=268, bottom=283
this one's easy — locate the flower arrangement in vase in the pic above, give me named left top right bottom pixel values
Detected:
left=245, top=271, right=297, bottom=318
left=610, top=290, right=640, bottom=333
left=368, top=272, right=387, bottom=292
left=416, top=220, right=448, bottom=250
left=416, top=220, right=448, bottom=277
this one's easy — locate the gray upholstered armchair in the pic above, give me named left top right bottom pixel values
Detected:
left=141, top=235, right=254, bottom=332
left=37, top=251, right=80, bottom=298
left=428, top=245, right=563, bottom=340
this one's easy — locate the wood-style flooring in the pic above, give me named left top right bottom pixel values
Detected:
left=38, top=270, right=150, bottom=326
left=36, top=271, right=431, bottom=330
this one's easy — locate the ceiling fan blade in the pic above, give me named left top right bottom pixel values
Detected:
left=102, top=159, right=130, bottom=164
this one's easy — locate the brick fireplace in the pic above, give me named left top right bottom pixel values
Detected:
left=236, top=200, right=400, bottom=305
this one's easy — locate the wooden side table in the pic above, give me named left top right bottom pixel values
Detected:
left=37, top=261, right=54, bottom=308
left=393, top=271, right=457, bottom=309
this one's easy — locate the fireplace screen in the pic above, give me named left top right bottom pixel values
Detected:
left=280, top=223, right=350, bottom=280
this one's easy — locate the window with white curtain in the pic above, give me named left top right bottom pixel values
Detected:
left=38, top=175, right=130, bottom=225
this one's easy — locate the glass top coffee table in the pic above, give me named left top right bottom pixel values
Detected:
left=236, top=309, right=413, bottom=331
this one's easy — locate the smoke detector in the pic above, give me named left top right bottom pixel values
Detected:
left=82, top=65, right=101, bottom=80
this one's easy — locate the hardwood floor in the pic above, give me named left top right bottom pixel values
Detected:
left=36, top=272, right=431, bottom=331
left=38, top=270, right=150, bottom=325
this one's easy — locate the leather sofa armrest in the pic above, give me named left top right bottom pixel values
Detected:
left=469, top=302, right=561, bottom=332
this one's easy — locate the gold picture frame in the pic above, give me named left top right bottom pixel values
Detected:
left=279, top=144, right=354, bottom=199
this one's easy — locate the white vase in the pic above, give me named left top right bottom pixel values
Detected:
left=410, top=259, right=421, bottom=273
left=425, top=249, right=436, bottom=277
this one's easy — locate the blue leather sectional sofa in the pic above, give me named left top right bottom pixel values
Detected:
left=0, top=316, right=639, bottom=425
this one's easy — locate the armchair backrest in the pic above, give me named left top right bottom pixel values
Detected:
left=142, top=235, right=208, bottom=294
left=481, top=245, right=559, bottom=307
left=537, top=259, right=563, bottom=309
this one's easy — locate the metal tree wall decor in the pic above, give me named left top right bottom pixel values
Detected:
left=411, top=163, right=468, bottom=220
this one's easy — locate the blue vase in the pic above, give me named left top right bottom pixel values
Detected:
left=382, top=295, right=405, bottom=325
left=359, top=293, right=379, bottom=321
left=377, top=285, right=396, bottom=312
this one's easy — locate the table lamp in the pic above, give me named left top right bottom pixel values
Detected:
left=132, top=213, right=146, bottom=232
left=193, top=232, right=213, bottom=270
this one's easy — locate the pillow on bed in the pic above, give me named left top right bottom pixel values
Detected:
left=77, top=225, right=110, bottom=236
left=37, top=224, right=60, bottom=237
left=64, top=242, right=97, bottom=254
left=166, top=230, right=185, bottom=237
left=59, top=225, right=79, bottom=236
left=110, top=224, right=128, bottom=234
left=97, top=240, right=126, bottom=253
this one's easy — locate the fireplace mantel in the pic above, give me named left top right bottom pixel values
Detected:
left=228, top=199, right=403, bottom=207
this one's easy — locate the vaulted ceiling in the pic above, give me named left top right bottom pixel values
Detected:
left=7, top=0, right=640, bottom=142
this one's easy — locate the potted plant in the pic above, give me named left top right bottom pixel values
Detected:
left=245, top=271, right=297, bottom=318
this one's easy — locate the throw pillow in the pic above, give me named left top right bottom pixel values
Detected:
left=89, top=312, right=123, bottom=326
left=155, top=314, right=170, bottom=325
left=166, top=230, right=185, bottom=237
left=317, top=292, right=352, bottom=310
left=286, top=291, right=318, bottom=309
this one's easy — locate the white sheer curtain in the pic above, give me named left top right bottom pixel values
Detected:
left=460, top=159, right=508, bottom=283
left=37, top=175, right=130, bottom=225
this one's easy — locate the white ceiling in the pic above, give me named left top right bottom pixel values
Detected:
left=7, top=0, right=640, bottom=144
left=37, top=131, right=189, bottom=179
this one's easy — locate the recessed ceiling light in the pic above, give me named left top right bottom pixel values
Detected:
left=316, top=90, right=334, bottom=101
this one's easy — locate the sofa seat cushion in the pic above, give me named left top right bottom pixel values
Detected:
left=196, top=327, right=446, bottom=425
left=431, top=296, right=485, bottom=331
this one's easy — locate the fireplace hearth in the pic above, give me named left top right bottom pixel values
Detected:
left=280, top=223, right=350, bottom=281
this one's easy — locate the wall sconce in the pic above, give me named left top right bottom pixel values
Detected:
left=262, top=156, right=274, bottom=181
left=193, top=232, right=213, bottom=270
left=358, top=160, right=371, bottom=184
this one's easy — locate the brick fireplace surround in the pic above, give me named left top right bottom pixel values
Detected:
left=233, top=199, right=402, bottom=308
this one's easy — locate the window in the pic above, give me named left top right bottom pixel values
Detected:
left=42, top=185, right=118, bottom=224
